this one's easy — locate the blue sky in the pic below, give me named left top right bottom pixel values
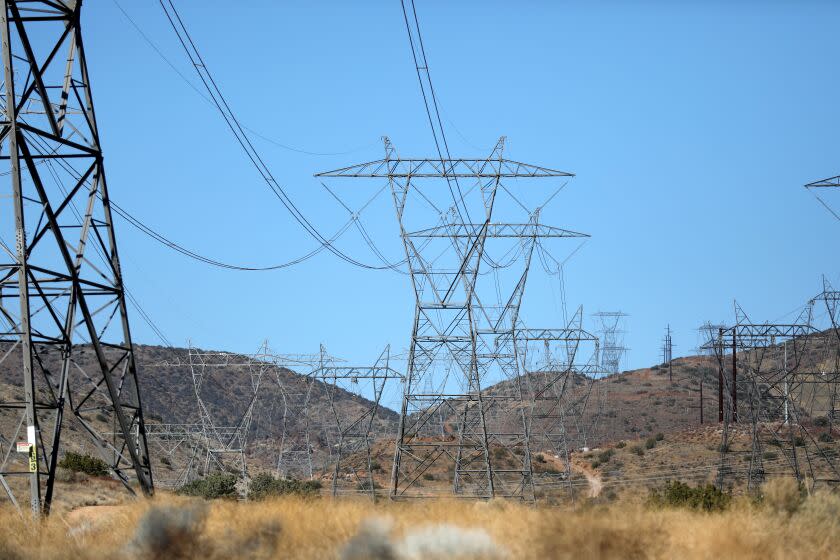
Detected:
left=82, top=0, right=840, bottom=371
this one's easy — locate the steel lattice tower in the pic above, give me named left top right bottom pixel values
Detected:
left=187, top=344, right=270, bottom=480
left=517, top=307, right=601, bottom=501
left=0, top=0, right=152, bottom=515
left=704, top=302, right=840, bottom=492
left=317, top=137, right=587, bottom=500
left=310, top=345, right=402, bottom=500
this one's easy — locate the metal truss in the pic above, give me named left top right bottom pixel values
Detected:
left=805, top=175, right=840, bottom=222
left=517, top=307, right=601, bottom=502
left=309, top=345, right=402, bottom=500
left=318, top=137, right=588, bottom=501
left=0, top=0, right=152, bottom=515
left=805, top=175, right=840, bottom=188
left=271, top=354, right=322, bottom=481
left=593, top=311, right=628, bottom=376
left=144, top=422, right=204, bottom=489
left=188, top=344, right=270, bottom=480
left=704, top=301, right=840, bottom=491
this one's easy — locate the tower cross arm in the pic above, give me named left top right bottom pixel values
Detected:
left=406, top=223, right=590, bottom=238
left=315, top=158, right=574, bottom=179
left=805, top=175, right=840, bottom=188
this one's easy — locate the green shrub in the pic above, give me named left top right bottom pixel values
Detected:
left=818, top=433, right=834, bottom=443
left=794, top=436, right=806, bottom=447
left=814, top=416, right=829, bottom=427
left=631, top=445, right=645, bottom=457
left=176, top=473, right=239, bottom=500
left=58, top=452, right=109, bottom=477
left=648, top=481, right=731, bottom=512
left=645, top=438, right=657, bottom=450
left=655, top=433, right=665, bottom=442
left=616, top=441, right=626, bottom=449
left=597, top=449, right=614, bottom=463
left=762, top=451, right=778, bottom=460
left=247, top=473, right=321, bottom=500
left=356, top=479, right=382, bottom=491
left=591, top=460, right=601, bottom=469
left=422, top=473, right=435, bottom=481
left=535, top=453, right=546, bottom=463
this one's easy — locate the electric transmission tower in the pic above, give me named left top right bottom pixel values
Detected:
left=662, top=324, right=674, bottom=382
left=704, top=302, right=840, bottom=492
left=310, top=345, right=402, bottom=500
left=0, top=0, right=152, bottom=515
left=593, top=311, right=628, bottom=376
left=188, top=343, right=270, bottom=480
left=517, top=307, right=600, bottom=501
left=317, top=137, right=588, bottom=501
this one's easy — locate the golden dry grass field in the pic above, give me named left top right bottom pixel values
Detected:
left=2, top=479, right=840, bottom=560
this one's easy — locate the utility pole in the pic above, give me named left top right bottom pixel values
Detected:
left=718, top=328, right=724, bottom=423
left=0, top=0, right=152, bottom=516
left=731, top=331, right=738, bottom=422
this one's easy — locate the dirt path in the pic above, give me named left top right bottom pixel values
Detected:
left=539, top=450, right=603, bottom=498
left=572, top=462, right=603, bottom=498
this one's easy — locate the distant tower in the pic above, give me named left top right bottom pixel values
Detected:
left=593, top=312, right=628, bottom=376
left=0, top=1, right=152, bottom=516
left=662, top=325, right=674, bottom=382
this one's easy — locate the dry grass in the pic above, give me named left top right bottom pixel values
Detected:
left=2, top=488, right=840, bottom=559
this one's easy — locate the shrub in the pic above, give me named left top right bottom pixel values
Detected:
left=616, top=441, right=626, bottom=449
left=762, top=451, right=778, bottom=460
left=655, top=432, right=665, bottom=441
left=648, top=481, right=731, bottom=512
left=645, top=438, right=657, bottom=450
left=793, top=436, right=806, bottom=447
left=247, top=473, right=321, bottom=500
left=422, top=473, right=435, bottom=481
left=597, top=449, right=614, bottom=463
left=176, top=473, right=238, bottom=500
left=818, top=433, right=834, bottom=443
left=590, top=461, right=601, bottom=469
left=535, top=453, right=546, bottom=463
left=814, top=416, right=829, bottom=427
left=58, top=452, right=109, bottom=477
left=631, top=445, right=645, bottom=457
left=356, top=479, right=382, bottom=492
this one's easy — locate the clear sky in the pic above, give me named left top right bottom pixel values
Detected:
left=79, top=0, right=840, bottom=371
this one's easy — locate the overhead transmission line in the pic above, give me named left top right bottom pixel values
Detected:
left=157, top=0, right=403, bottom=272
left=111, top=0, right=376, bottom=157
left=399, top=0, right=473, bottom=227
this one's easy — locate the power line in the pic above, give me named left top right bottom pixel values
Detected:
left=399, top=0, right=472, bottom=226
left=110, top=0, right=375, bottom=157
left=158, top=0, right=399, bottom=271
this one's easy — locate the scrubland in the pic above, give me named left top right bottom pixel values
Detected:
left=1, top=478, right=839, bottom=560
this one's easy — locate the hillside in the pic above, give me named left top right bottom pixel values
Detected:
left=0, top=343, right=400, bottom=487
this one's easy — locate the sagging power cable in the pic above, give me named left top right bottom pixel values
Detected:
left=158, top=0, right=403, bottom=271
